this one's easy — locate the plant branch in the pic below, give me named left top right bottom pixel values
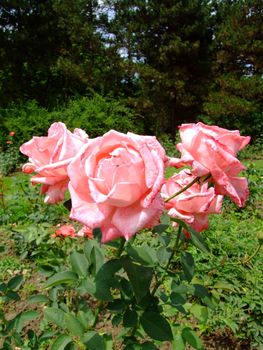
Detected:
left=240, top=243, right=262, bottom=265
left=164, top=173, right=211, bottom=203
left=151, top=225, right=182, bottom=296
left=116, top=237, right=126, bottom=257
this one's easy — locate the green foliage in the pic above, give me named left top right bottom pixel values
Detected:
left=202, top=0, right=263, bottom=140
left=52, top=95, right=144, bottom=137
left=1, top=96, right=143, bottom=148
left=0, top=0, right=262, bottom=139
left=0, top=146, right=22, bottom=176
left=1, top=137, right=262, bottom=349
left=0, top=257, right=25, bottom=280
left=1, top=101, right=54, bottom=147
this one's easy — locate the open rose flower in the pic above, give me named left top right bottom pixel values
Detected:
left=162, top=170, right=223, bottom=233
left=53, top=224, right=76, bottom=238
left=68, top=130, right=166, bottom=243
left=169, top=122, right=250, bottom=207
left=20, top=122, right=89, bottom=204
left=77, top=226, right=93, bottom=238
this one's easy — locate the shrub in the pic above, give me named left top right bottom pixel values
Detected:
left=55, top=94, right=144, bottom=137
left=0, top=95, right=144, bottom=147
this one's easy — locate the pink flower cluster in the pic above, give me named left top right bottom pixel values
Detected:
left=20, top=122, right=250, bottom=242
left=52, top=224, right=93, bottom=239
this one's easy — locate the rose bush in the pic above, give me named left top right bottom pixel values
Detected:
left=20, top=122, right=88, bottom=203
left=16, top=122, right=254, bottom=350
left=162, top=170, right=223, bottom=233
left=169, top=122, right=250, bottom=207
left=68, top=130, right=166, bottom=242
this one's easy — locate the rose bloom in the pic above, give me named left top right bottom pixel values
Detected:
left=53, top=224, right=76, bottom=238
left=76, top=226, right=93, bottom=238
left=9, top=131, right=15, bottom=137
left=68, top=130, right=166, bottom=243
left=162, top=170, right=223, bottom=233
left=169, top=122, right=250, bottom=207
left=20, top=122, right=89, bottom=204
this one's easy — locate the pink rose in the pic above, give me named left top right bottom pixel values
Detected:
left=170, top=122, right=250, bottom=207
left=20, top=122, right=89, bottom=203
left=68, top=130, right=166, bottom=243
left=53, top=224, right=76, bottom=238
left=162, top=170, right=223, bottom=233
left=76, top=226, right=93, bottom=238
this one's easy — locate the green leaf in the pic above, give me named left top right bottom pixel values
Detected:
left=0, top=282, right=7, bottom=292
left=7, top=275, right=23, bottom=290
left=140, top=311, right=173, bottom=341
left=91, top=246, right=104, bottom=274
left=5, top=290, right=20, bottom=301
left=43, top=271, right=78, bottom=288
left=65, top=313, right=85, bottom=337
left=193, top=284, right=209, bottom=298
left=27, top=329, right=37, bottom=346
left=190, top=304, right=208, bottom=324
left=84, top=240, right=95, bottom=261
left=172, top=333, right=185, bottom=350
left=94, top=260, right=122, bottom=301
left=104, top=334, right=113, bottom=350
left=182, top=327, right=204, bottom=350
left=12, top=331, right=23, bottom=346
left=213, top=281, right=236, bottom=291
left=153, top=224, right=169, bottom=234
left=157, top=246, right=171, bottom=264
left=123, top=309, right=138, bottom=328
left=79, top=277, right=96, bottom=295
left=171, top=219, right=209, bottom=253
left=51, top=334, right=73, bottom=350
left=28, top=294, right=49, bottom=303
left=15, top=310, right=38, bottom=333
left=170, top=292, right=187, bottom=306
left=84, top=240, right=104, bottom=275
left=193, top=285, right=215, bottom=309
left=70, top=251, right=90, bottom=277
left=171, top=282, right=188, bottom=294
left=44, top=307, right=65, bottom=328
left=39, top=330, right=56, bottom=342
left=82, top=331, right=106, bottom=350
left=112, top=314, right=122, bottom=326
left=122, top=258, right=153, bottom=302
left=141, top=342, right=158, bottom=350
left=0, top=245, right=5, bottom=253
left=181, top=252, right=195, bottom=282
left=107, top=299, right=126, bottom=313
left=96, top=259, right=122, bottom=280
left=94, top=280, right=113, bottom=301
left=126, top=244, right=157, bottom=266
left=124, top=344, right=141, bottom=350
left=77, top=309, right=95, bottom=329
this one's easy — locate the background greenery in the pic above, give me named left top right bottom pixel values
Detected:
left=0, top=0, right=263, bottom=140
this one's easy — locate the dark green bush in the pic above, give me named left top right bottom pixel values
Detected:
left=53, top=94, right=144, bottom=137
left=0, top=94, right=144, bottom=147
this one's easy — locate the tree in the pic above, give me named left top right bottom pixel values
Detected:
left=202, top=0, right=263, bottom=139
left=105, top=0, right=213, bottom=134
left=0, top=0, right=123, bottom=106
